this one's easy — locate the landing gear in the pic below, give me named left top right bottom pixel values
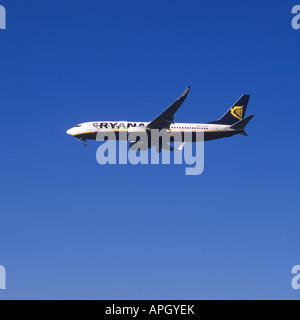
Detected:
left=83, top=141, right=87, bottom=147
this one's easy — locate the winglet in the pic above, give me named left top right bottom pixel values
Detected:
left=182, top=86, right=191, bottom=100
left=177, top=142, right=185, bottom=151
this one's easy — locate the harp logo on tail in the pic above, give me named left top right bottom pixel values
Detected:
left=230, top=106, right=244, bottom=121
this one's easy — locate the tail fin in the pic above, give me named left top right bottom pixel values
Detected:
left=209, top=95, right=250, bottom=125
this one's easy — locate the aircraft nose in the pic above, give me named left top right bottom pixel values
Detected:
left=66, top=128, right=75, bottom=136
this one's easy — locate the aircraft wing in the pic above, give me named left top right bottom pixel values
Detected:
left=147, top=87, right=190, bottom=130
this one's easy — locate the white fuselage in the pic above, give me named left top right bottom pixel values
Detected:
left=66, top=121, right=232, bottom=139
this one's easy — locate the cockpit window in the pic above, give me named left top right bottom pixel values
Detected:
left=76, top=124, right=81, bottom=127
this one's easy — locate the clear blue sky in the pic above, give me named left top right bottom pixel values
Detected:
left=0, top=0, right=300, bottom=299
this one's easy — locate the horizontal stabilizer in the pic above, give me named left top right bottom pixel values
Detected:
left=230, top=114, right=254, bottom=130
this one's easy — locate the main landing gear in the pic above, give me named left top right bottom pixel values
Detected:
left=83, top=141, right=87, bottom=147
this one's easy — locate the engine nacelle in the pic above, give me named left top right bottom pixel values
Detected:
left=128, top=126, right=149, bottom=150
left=129, top=140, right=149, bottom=151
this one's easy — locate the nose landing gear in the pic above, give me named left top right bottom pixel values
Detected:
left=77, top=138, right=87, bottom=146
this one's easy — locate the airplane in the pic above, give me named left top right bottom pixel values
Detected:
left=66, top=87, right=254, bottom=151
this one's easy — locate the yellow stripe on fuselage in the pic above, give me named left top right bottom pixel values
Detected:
left=72, top=129, right=233, bottom=137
